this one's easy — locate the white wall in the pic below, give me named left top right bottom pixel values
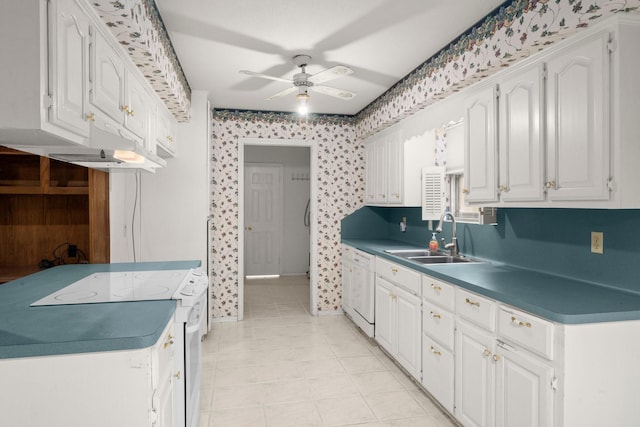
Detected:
left=245, top=145, right=311, bottom=275
left=109, top=91, right=211, bottom=267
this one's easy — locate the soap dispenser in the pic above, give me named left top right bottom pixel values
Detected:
left=429, top=232, right=439, bottom=252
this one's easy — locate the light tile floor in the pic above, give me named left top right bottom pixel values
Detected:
left=199, top=276, right=458, bottom=427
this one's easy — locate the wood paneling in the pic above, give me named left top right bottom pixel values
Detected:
left=88, top=169, right=110, bottom=263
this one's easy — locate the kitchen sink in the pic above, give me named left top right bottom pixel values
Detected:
left=407, top=255, right=472, bottom=264
left=384, top=249, right=480, bottom=264
left=384, top=249, right=434, bottom=257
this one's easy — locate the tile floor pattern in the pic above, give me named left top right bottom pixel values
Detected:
left=199, top=276, right=458, bottom=427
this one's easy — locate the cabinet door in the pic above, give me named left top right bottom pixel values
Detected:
left=394, top=286, right=421, bottom=380
left=455, top=321, right=496, bottom=427
left=49, top=0, right=91, bottom=137
left=546, top=32, right=610, bottom=202
left=387, top=135, right=403, bottom=204
left=364, top=141, right=376, bottom=204
left=495, top=344, right=554, bottom=427
left=90, top=29, right=125, bottom=124
left=341, top=259, right=353, bottom=313
left=498, top=65, right=545, bottom=202
left=374, top=138, right=388, bottom=203
left=422, top=335, right=454, bottom=414
left=124, top=70, right=149, bottom=139
left=153, top=374, right=174, bottom=427
left=465, top=84, right=499, bottom=204
left=374, top=277, right=394, bottom=354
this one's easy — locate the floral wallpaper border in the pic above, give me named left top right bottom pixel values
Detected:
left=355, top=0, right=640, bottom=137
left=91, top=0, right=191, bottom=122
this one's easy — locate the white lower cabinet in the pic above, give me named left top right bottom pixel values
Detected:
left=455, top=320, right=496, bottom=427
left=422, top=334, right=455, bottom=413
left=375, top=259, right=640, bottom=427
left=0, top=320, right=176, bottom=427
left=374, top=259, right=421, bottom=380
left=494, top=341, right=554, bottom=427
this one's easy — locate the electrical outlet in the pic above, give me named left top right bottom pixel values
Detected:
left=591, top=232, right=604, bottom=254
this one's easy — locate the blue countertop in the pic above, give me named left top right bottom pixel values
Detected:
left=0, top=261, right=200, bottom=359
left=343, top=239, right=640, bottom=324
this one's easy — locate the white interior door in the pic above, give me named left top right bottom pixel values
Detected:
left=244, top=164, right=282, bottom=276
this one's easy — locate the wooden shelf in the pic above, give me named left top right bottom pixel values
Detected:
left=0, top=147, right=110, bottom=280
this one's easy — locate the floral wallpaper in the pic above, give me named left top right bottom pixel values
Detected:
left=210, top=111, right=361, bottom=318
left=356, top=0, right=640, bottom=138
left=91, top=0, right=191, bottom=122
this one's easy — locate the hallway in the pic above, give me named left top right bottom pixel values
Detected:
left=198, top=276, right=457, bottom=426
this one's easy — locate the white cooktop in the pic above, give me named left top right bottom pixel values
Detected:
left=31, top=270, right=191, bottom=306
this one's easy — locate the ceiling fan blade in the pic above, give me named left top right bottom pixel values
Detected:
left=239, top=70, right=292, bottom=83
left=310, top=85, right=356, bottom=100
left=267, top=86, right=297, bottom=100
left=308, top=65, right=354, bottom=84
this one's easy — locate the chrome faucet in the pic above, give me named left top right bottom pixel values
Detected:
left=436, top=211, right=458, bottom=256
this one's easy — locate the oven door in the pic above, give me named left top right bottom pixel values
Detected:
left=184, top=296, right=204, bottom=427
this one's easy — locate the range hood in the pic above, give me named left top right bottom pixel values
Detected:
left=49, top=121, right=167, bottom=173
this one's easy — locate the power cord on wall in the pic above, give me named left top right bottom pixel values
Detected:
left=38, top=242, right=88, bottom=269
left=131, top=171, right=140, bottom=262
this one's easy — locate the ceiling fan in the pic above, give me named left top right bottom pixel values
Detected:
left=239, top=55, right=357, bottom=109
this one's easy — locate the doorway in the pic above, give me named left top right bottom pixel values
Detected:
left=238, top=138, right=317, bottom=320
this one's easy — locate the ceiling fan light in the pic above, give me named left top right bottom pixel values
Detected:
left=298, top=100, right=308, bottom=115
left=296, top=92, right=310, bottom=101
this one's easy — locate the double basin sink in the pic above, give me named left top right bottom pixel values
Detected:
left=384, top=249, right=481, bottom=265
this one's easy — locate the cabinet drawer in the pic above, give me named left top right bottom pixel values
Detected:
left=376, top=257, right=421, bottom=296
left=455, top=288, right=496, bottom=331
left=498, top=306, right=554, bottom=360
left=422, top=275, right=455, bottom=311
left=422, top=335, right=454, bottom=414
left=422, top=300, right=455, bottom=350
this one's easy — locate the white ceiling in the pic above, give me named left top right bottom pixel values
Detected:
left=155, top=0, right=507, bottom=116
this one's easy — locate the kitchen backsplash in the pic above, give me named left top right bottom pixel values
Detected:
left=343, top=206, right=640, bottom=295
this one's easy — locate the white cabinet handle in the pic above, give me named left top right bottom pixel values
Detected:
left=391, top=268, right=398, bottom=273
left=429, top=311, right=441, bottom=319
left=511, top=316, right=532, bottom=328
left=430, top=283, right=442, bottom=292
left=429, top=346, right=441, bottom=356
left=465, top=298, right=480, bottom=307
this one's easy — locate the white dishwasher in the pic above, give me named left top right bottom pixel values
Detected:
left=350, top=249, right=375, bottom=337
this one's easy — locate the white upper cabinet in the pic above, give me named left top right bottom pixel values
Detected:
left=0, top=0, right=178, bottom=163
left=90, top=28, right=125, bottom=123
left=545, top=31, right=610, bottom=202
left=464, top=16, right=640, bottom=209
left=124, top=69, right=150, bottom=140
left=498, top=64, right=545, bottom=203
left=364, top=128, right=431, bottom=207
left=464, top=84, right=498, bottom=204
left=49, top=0, right=92, bottom=138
